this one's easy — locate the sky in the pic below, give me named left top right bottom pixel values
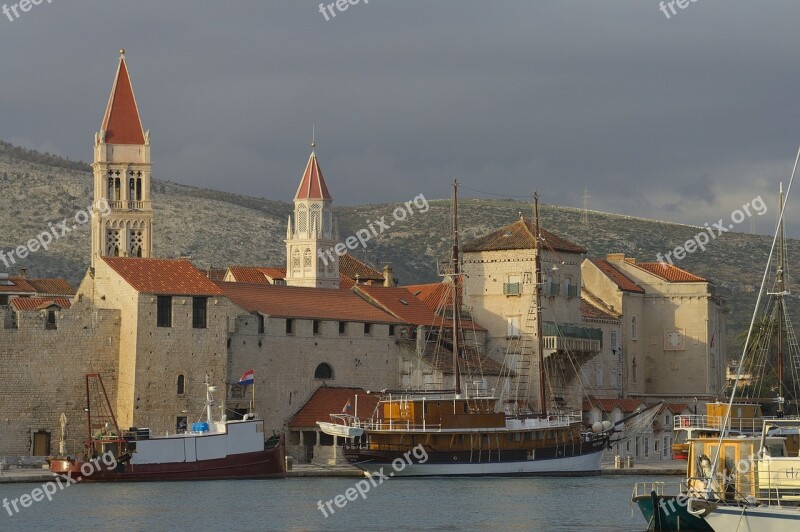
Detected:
left=2, top=1, right=800, bottom=236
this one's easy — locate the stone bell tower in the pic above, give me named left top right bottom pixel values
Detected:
left=91, top=50, right=153, bottom=267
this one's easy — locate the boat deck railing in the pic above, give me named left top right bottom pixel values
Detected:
left=345, top=414, right=578, bottom=433
left=673, top=415, right=766, bottom=433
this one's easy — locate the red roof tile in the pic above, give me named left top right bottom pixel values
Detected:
left=204, top=268, right=227, bottom=282
left=339, top=254, right=383, bottom=282
left=462, top=217, right=586, bottom=254
left=11, top=298, right=71, bottom=311
left=405, top=282, right=451, bottom=311
left=24, top=279, right=75, bottom=296
left=666, top=403, right=689, bottom=414
left=102, top=257, right=224, bottom=296
left=227, top=266, right=281, bottom=284
left=589, top=259, right=645, bottom=293
left=0, top=277, right=36, bottom=294
left=288, top=387, right=380, bottom=428
left=294, top=151, right=331, bottom=200
left=635, top=262, right=706, bottom=283
left=353, top=284, right=484, bottom=330
left=101, top=55, right=145, bottom=145
left=216, top=281, right=403, bottom=323
left=581, top=300, right=619, bottom=321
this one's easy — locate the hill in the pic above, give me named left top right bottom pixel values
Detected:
left=1, top=140, right=796, bottom=353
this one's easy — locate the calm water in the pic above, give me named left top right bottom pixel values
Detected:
left=0, top=474, right=662, bottom=531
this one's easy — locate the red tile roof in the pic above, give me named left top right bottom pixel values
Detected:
left=294, top=151, right=331, bottom=200
left=462, top=217, right=586, bottom=254
left=227, top=266, right=285, bottom=284
left=581, top=300, right=619, bottom=322
left=204, top=268, right=227, bottom=282
left=24, top=279, right=75, bottom=296
left=405, top=282, right=451, bottom=311
left=288, top=387, right=380, bottom=428
left=635, top=262, right=706, bottom=283
left=216, top=281, right=404, bottom=323
left=11, top=298, right=71, bottom=311
left=589, top=259, right=645, bottom=293
left=353, top=284, right=484, bottom=330
left=665, top=403, right=689, bottom=414
left=101, top=55, right=145, bottom=145
left=102, top=257, right=224, bottom=296
left=0, top=277, right=36, bottom=294
left=339, top=254, right=383, bottom=283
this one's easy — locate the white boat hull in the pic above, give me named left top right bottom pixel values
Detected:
left=703, top=505, right=800, bottom=532
left=317, top=422, right=364, bottom=439
left=353, top=448, right=603, bottom=477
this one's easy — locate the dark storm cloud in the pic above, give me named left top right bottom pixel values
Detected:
left=1, top=1, right=799, bottom=234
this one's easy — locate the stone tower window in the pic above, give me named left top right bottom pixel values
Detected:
left=297, top=204, right=307, bottom=233
left=176, top=374, right=185, bottom=395
left=310, top=203, right=321, bottom=234
left=303, top=248, right=312, bottom=270
left=129, top=230, right=143, bottom=257
left=105, top=229, right=121, bottom=256
left=292, top=249, right=301, bottom=272
left=314, top=363, right=333, bottom=380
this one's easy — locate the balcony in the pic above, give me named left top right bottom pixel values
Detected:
left=503, top=282, right=522, bottom=296
left=107, top=200, right=150, bottom=210
left=541, top=321, right=602, bottom=358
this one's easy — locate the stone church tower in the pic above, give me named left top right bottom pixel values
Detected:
left=285, top=143, right=339, bottom=288
left=91, top=50, right=153, bottom=268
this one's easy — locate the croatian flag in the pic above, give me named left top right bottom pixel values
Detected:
left=342, top=399, right=352, bottom=413
left=237, top=370, right=254, bottom=385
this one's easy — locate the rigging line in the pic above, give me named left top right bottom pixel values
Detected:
left=711, top=144, right=800, bottom=480
left=457, top=183, right=538, bottom=200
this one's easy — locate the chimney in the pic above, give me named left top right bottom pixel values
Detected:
left=383, top=264, right=395, bottom=287
left=606, top=253, right=625, bottom=263
left=19, top=268, right=27, bottom=279
left=624, top=258, right=636, bottom=264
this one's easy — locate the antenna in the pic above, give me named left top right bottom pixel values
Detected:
left=582, top=187, right=590, bottom=225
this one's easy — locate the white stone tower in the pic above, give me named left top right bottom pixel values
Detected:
left=91, top=50, right=153, bottom=268
left=285, top=142, right=339, bottom=288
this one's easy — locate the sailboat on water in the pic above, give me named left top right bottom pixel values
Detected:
left=320, top=181, right=613, bottom=476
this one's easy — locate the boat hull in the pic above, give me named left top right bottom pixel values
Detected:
left=49, top=439, right=285, bottom=482
left=345, top=441, right=606, bottom=477
left=701, top=505, right=800, bottom=532
left=633, top=494, right=712, bottom=531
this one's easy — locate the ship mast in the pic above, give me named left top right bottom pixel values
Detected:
left=534, top=192, right=548, bottom=417
left=452, top=179, right=462, bottom=397
left=776, top=182, right=787, bottom=416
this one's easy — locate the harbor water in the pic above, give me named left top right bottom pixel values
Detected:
left=0, top=474, right=663, bottom=531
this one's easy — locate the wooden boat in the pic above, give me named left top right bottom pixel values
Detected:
left=48, top=373, right=285, bottom=481
left=321, top=184, right=612, bottom=476
left=670, top=401, right=762, bottom=460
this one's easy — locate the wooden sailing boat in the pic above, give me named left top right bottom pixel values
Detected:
left=323, top=181, right=612, bottom=476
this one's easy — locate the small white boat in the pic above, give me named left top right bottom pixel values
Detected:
left=317, top=415, right=364, bottom=438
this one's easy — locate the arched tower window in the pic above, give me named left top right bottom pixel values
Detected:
left=310, top=203, right=321, bottom=235
left=177, top=374, right=185, bottom=395
left=292, top=249, right=301, bottom=273
left=314, top=363, right=333, bottom=380
left=106, top=229, right=120, bottom=256
left=303, top=248, right=312, bottom=270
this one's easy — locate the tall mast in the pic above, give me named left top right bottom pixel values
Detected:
left=777, top=182, right=786, bottom=416
left=534, top=193, right=548, bottom=416
left=452, top=179, right=462, bottom=397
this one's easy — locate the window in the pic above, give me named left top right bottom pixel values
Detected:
left=364, top=323, right=372, bottom=335
left=157, top=296, right=172, bottom=328
left=258, top=314, right=265, bottom=334
left=286, top=319, right=294, bottom=334
left=389, top=325, right=396, bottom=336
left=507, top=316, right=520, bottom=338
left=313, top=320, right=321, bottom=335
left=176, top=416, right=187, bottom=434
left=504, top=275, right=521, bottom=296
left=192, top=297, right=207, bottom=329
left=339, top=321, right=347, bottom=335
left=46, top=310, right=57, bottom=330
left=176, top=375, right=185, bottom=395
left=610, top=331, right=618, bottom=349
left=631, top=317, right=638, bottom=340
left=314, top=363, right=333, bottom=380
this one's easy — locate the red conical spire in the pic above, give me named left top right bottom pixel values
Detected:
left=294, top=143, right=332, bottom=201
left=100, top=50, right=145, bottom=145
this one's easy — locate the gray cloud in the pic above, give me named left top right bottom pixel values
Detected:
left=1, top=0, right=799, bottom=235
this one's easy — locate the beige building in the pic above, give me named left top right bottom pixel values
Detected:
left=582, top=254, right=727, bottom=401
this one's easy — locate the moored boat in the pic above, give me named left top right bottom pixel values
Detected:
left=48, top=373, right=285, bottom=481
